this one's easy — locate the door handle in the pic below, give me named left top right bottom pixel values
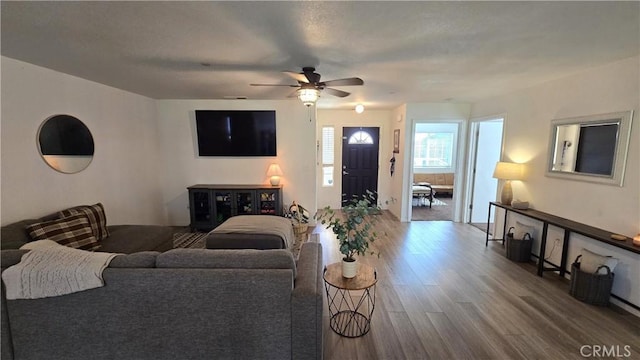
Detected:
left=343, top=170, right=349, bottom=175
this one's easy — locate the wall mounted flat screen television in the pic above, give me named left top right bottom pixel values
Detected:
left=195, top=110, right=277, bottom=156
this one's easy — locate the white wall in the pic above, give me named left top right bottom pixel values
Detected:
left=316, top=109, right=393, bottom=210
left=470, top=120, right=503, bottom=223
left=156, top=100, right=316, bottom=226
left=471, top=56, right=640, bottom=314
left=1, top=57, right=165, bottom=225
left=387, top=105, right=407, bottom=219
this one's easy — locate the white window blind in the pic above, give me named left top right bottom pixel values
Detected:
left=322, top=127, right=334, bottom=165
left=322, top=126, right=334, bottom=186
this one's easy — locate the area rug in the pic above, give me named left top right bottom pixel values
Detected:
left=411, top=197, right=453, bottom=221
left=411, top=198, right=447, bottom=207
left=173, top=232, right=207, bottom=249
left=173, top=231, right=308, bottom=259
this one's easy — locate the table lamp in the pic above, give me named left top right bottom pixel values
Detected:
left=493, top=161, right=525, bottom=205
left=266, top=163, right=283, bottom=186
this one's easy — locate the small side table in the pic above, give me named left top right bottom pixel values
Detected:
left=323, top=262, right=377, bottom=338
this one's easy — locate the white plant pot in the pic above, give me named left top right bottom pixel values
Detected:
left=342, top=258, right=358, bottom=278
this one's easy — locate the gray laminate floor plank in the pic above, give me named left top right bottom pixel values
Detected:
left=317, top=213, right=640, bottom=359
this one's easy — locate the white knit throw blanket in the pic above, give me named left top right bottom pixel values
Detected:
left=2, top=240, right=118, bottom=300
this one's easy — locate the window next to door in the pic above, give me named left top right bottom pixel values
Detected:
left=322, top=126, right=335, bottom=186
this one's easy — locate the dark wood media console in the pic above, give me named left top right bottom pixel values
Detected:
left=188, top=184, right=283, bottom=232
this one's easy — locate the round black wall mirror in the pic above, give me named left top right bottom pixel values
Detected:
left=37, top=114, right=94, bottom=174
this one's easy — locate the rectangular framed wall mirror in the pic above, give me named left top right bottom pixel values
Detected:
left=546, top=110, right=633, bottom=186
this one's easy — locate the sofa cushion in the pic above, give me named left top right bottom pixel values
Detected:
left=414, top=173, right=454, bottom=185
left=99, top=225, right=176, bottom=254
left=444, top=173, right=454, bottom=185
left=59, top=203, right=109, bottom=240
left=24, top=214, right=101, bottom=251
left=109, top=251, right=159, bottom=268
left=414, top=173, right=454, bottom=195
left=157, top=248, right=296, bottom=277
left=0, top=220, right=41, bottom=250
left=0, top=249, right=29, bottom=268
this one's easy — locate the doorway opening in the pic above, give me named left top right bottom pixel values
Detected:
left=410, top=122, right=459, bottom=221
left=465, top=117, right=504, bottom=233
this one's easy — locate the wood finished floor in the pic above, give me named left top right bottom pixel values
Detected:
left=312, top=211, right=640, bottom=360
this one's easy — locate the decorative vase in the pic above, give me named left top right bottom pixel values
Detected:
left=342, top=258, right=358, bottom=278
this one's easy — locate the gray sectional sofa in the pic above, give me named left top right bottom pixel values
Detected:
left=1, top=205, right=324, bottom=359
left=1, top=242, right=324, bottom=360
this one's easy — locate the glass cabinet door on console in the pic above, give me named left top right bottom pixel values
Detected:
left=214, top=191, right=233, bottom=224
left=258, top=190, right=279, bottom=215
left=235, top=191, right=256, bottom=215
left=189, top=189, right=213, bottom=231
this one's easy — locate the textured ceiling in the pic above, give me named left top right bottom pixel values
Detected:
left=2, top=1, right=639, bottom=109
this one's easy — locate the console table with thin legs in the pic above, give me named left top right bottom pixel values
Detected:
left=486, top=201, right=639, bottom=278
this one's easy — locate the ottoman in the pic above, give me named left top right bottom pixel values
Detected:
left=206, top=215, right=295, bottom=250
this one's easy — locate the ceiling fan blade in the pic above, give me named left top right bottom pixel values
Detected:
left=287, top=89, right=300, bottom=98
left=283, top=71, right=309, bottom=83
left=250, top=83, right=299, bottom=87
left=321, top=77, right=364, bottom=87
left=324, top=88, right=350, bottom=98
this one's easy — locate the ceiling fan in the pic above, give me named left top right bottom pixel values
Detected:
left=250, top=67, right=364, bottom=106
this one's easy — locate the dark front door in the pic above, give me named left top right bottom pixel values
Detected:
left=342, top=127, right=380, bottom=204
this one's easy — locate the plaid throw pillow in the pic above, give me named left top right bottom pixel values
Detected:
left=59, top=203, right=109, bottom=240
left=25, top=214, right=101, bottom=251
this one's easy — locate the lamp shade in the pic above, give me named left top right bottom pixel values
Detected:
left=266, top=163, right=283, bottom=185
left=492, top=161, right=525, bottom=180
left=266, top=163, right=283, bottom=177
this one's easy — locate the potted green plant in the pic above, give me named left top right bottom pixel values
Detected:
left=315, top=190, right=381, bottom=278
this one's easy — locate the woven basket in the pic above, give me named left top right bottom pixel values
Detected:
left=289, top=202, right=309, bottom=236
left=293, top=223, right=308, bottom=236
left=505, top=228, right=532, bottom=262
left=569, top=255, right=614, bottom=306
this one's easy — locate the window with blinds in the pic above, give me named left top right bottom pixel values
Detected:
left=414, top=132, right=454, bottom=168
left=322, top=126, right=334, bottom=186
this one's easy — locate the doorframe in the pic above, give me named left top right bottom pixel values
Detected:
left=463, top=114, right=506, bottom=223
left=315, top=111, right=391, bottom=212
left=406, top=118, right=467, bottom=222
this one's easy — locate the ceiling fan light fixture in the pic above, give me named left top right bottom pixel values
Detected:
left=298, top=88, right=320, bottom=107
